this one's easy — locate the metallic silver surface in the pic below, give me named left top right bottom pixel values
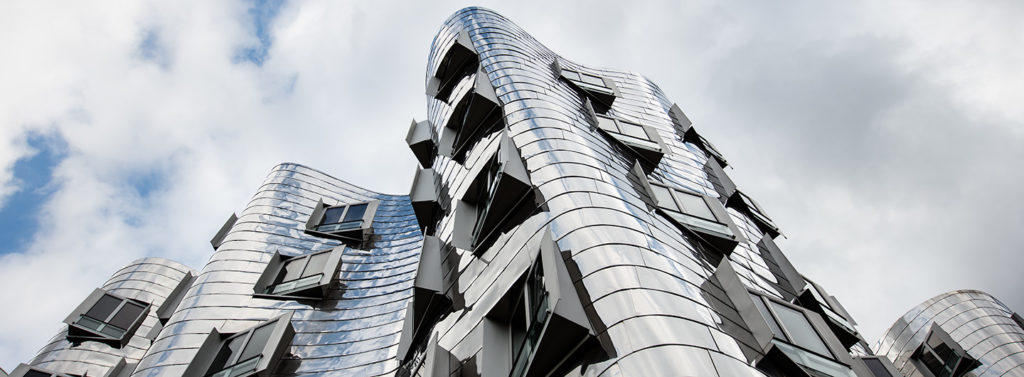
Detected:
left=875, top=290, right=1024, bottom=377
left=28, top=257, right=195, bottom=376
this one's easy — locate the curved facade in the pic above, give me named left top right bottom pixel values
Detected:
left=28, top=257, right=195, bottom=376
left=875, top=290, right=1024, bottom=377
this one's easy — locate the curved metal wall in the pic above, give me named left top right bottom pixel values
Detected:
left=421, top=7, right=830, bottom=376
left=28, top=257, right=195, bottom=376
left=129, top=163, right=421, bottom=377
left=875, top=290, right=1024, bottom=377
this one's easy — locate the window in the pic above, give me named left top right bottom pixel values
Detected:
left=912, top=324, right=979, bottom=377
left=703, top=157, right=736, bottom=202
left=481, top=228, right=600, bottom=377
left=253, top=247, right=344, bottom=301
left=727, top=190, right=781, bottom=239
left=62, top=289, right=150, bottom=348
left=452, top=131, right=533, bottom=255
left=396, top=237, right=452, bottom=374
left=554, top=58, right=618, bottom=110
left=648, top=182, right=743, bottom=253
left=857, top=356, right=900, bottom=377
left=438, top=67, right=503, bottom=163
left=585, top=99, right=666, bottom=171
left=304, top=199, right=379, bottom=245
left=406, top=119, right=437, bottom=169
left=796, top=280, right=860, bottom=349
left=427, top=30, right=478, bottom=103
left=183, top=312, right=295, bottom=377
left=410, top=167, right=441, bottom=234
left=748, top=293, right=855, bottom=377
left=9, top=364, right=83, bottom=377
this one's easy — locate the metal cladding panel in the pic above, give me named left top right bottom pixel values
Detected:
left=129, top=163, right=422, bottom=377
left=417, top=6, right=840, bottom=377
left=875, top=290, right=1024, bottom=377
left=28, top=257, right=195, bottom=377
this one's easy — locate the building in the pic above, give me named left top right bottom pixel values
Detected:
left=12, top=6, right=991, bottom=377
left=875, top=290, right=1024, bottom=377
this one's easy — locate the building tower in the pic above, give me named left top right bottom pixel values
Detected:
left=875, top=290, right=1024, bottom=377
left=9, top=6, right=949, bottom=377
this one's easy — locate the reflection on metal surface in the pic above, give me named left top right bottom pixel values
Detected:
left=876, top=290, right=1024, bottom=377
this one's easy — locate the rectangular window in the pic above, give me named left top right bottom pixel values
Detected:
left=556, top=59, right=618, bottom=108
left=254, top=247, right=344, bottom=301
left=64, top=289, right=150, bottom=348
left=748, top=292, right=855, bottom=377
left=304, top=199, right=379, bottom=245
left=184, top=312, right=295, bottom=377
left=913, top=325, right=979, bottom=377
left=650, top=182, right=736, bottom=241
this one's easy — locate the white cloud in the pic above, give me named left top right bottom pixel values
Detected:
left=1, top=0, right=1023, bottom=369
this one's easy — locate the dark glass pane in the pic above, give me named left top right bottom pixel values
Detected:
left=862, top=357, right=893, bottom=377
left=769, top=301, right=832, bottom=358
left=108, top=301, right=146, bottom=329
left=207, top=333, right=246, bottom=375
left=342, top=204, right=367, bottom=222
left=240, top=323, right=274, bottom=361
left=23, top=369, right=52, bottom=377
left=749, top=294, right=785, bottom=339
left=85, top=294, right=122, bottom=321
left=509, top=293, right=528, bottom=355
left=275, top=257, right=306, bottom=284
left=303, top=252, right=331, bottom=278
left=319, top=206, right=345, bottom=226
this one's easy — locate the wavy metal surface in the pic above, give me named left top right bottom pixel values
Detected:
left=420, top=7, right=848, bottom=376
left=28, top=257, right=195, bottom=376
left=129, top=163, right=421, bottom=377
left=875, top=290, right=1024, bottom=377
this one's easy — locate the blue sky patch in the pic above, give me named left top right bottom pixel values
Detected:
left=235, top=0, right=287, bottom=66
left=0, top=132, right=68, bottom=255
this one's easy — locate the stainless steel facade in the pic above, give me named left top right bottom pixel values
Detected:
left=18, top=6, right=1014, bottom=377
left=875, top=290, right=1024, bottom=377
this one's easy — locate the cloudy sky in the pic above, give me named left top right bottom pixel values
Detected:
left=1, top=0, right=1022, bottom=368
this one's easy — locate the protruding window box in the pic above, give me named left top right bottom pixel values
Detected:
left=648, top=182, right=743, bottom=254
left=427, top=30, right=478, bottom=102
left=554, top=58, right=618, bottom=110
left=912, top=324, right=979, bottom=377
left=452, top=131, right=533, bottom=255
left=795, top=280, right=861, bottom=350
left=183, top=312, right=295, bottom=377
left=727, top=190, right=781, bottom=239
left=704, top=157, right=736, bottom=201
left=747, top=293, right=857, bottom=377
left=482, top=229, right=599, bottom=377
left=304, top=199, right=379, bottom=245
left=253, top=247, right=344, bottom=301
left=156, top=271, right=195, bottom=325
left=586, top=100, right=667, bottom=172
left=8, top=361, right=124, bottom=377
left=439, top=67, right=503, bottom=162
left=210, top=213, right=237, bottom=250
left=407, top=119, right=437, bottom=169
left=63, top=289, right=151, bottom=348
left=397, top=236, right=452, bottom=365
left=670, top=103, right=729, bottom=167
left=410, top=168, right=441, bottom=234
left=856, top=356, right=902, bottom=377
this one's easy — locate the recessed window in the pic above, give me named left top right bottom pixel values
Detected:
left=62, top=289, right=150, bottom=348
left=554, top=58, right=618, bottom=110
left=304, top=199, right=379, bottom=245
left=585, top=100, right=666, bottom=171
left=452, top=131, right=533, bottom=255
left=9, top=364, right=83, bottom=377
left=438, top=67, right=503, bottom=163
left=648, top=182, right=743, bottom=253
left=182, top=312, right=295, bottom=377
left=427, top=30, right=478, bottom=102
left=254, top=247, right=344, bottom=301
left=748, top=293, right=856, bottom=377
left=727, top=190, right=781, bottom=239
left=912, top=324, right=979, bottom=377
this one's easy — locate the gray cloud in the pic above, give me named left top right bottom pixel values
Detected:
left=1, top=0, right=1022, bottom=368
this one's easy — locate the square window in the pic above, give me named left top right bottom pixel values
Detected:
left=254, top=247, right=344, bottom=301
left=304, top=199, right=379, bottom=245
left=647, top=182, right=742, bottom=253
left=63, top=289, right=151, bottom=348
left=182, top=312, right=295, bottom=377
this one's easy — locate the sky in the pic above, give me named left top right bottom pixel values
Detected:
left=1, top=0, right=1022, bottom=369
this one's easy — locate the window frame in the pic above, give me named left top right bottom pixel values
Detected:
left=182, top=311, right=295, bottom=377
left=585, top=99, right=667, bottom=171
left=747, top=291, right=857, bottom=377
left=304, top=199, right=379, bottom=244
left=427, top=29, right=478, bottom=103
left=253, top=247, right=345, bottom=301
left=62, top=288, right=151, bottom=348
left=911, top=323, right=979, bottom=377
left=438, top=66, right=503, bottom=163
left=647, top=181, right=743, bottom=253
left=554, top=58, right=619, bottom=109
left=727, top=190, right=781, bottom=239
